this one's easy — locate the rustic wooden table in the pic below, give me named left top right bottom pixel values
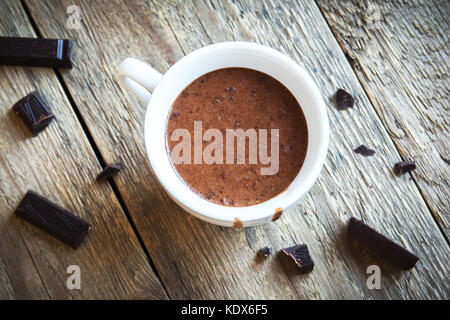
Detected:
left=0, top=0, right=448, bottom=299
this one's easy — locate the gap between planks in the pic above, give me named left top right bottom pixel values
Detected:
left=19, top=0, right=171, bottom=298
left=313, top=0, right=449, bottom=245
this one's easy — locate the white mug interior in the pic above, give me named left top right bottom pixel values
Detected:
left=144, top=42, right=329, bottom=227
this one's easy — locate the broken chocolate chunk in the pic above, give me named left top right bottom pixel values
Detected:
left=259, top=246, right=273, bottom=257
left=348, top=217, right=419, bottom=270
left=15, top=191, right=90, bottom=249
left=282, top=244, right=314, bottom=274
left=394, top=161, right=416, bottom=175
left=96, top=163, right=123, bottom=181
left=335, top=88, right=354, bottom=110
left=354, top=145, right=375, bottom=157
left=13, top=91, right=55, bottom=135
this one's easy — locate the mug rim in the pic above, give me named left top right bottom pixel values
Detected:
left=144, top=41, right=329, bottom=226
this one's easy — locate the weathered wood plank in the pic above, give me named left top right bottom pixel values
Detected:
left=0, top=0, right=167, bottom=299
left=158, top=0, right=449, bottom=299
left=24, top=0, right=300, bottom=299
left=316, top=0, right=449, bottom=238
left=25, top=0, right=449, bottom=299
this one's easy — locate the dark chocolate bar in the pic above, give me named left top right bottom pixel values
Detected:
left=13, top=91, right=55, bottom=135
left=96, top=162, right=123, bottom=181
left=282, top=244, right=314, bottom=274
left=15, top=191, right=90, bottom=249
left=0, top=37, right=73, bottom=68
left=348, top=217, right=419, bottom=270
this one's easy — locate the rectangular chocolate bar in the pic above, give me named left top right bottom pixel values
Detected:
left=348, top=217, right=419, bottom=270
left=13, top=91, right=55, bottom=135
left=15, top=191, right=90, bottom=249
left=0, top=37, right=73, bottom=68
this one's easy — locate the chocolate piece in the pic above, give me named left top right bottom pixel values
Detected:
left=259, top=246, right=273, bottom=257
left=15, top=191, right=90, bottom=249
left=0, top=37, right=73, bottom=68
left=394, top=161, right=416, bottom=175
left=335, top=88, right=354, bottom=110
left=96, top=163, right=123, bottom=181
left=282, top=244, right=314, bottom=274
left=13, top=91, right=55, bottom=135
left=354, top=145, right=375, bottom=157
left=348, top=217, right=419, bottom=270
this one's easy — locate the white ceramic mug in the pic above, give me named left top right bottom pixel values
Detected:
left=117, top=42, right=329, bottom=227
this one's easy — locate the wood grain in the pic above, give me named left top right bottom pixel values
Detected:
left=317, top=0, right=450, bottom=238
left=24, top=0, right=449, bottom=299
left=0, top=0, right=167, bottom=299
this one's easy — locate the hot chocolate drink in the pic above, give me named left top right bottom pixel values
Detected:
left=166, top=68, right=308, bottom=207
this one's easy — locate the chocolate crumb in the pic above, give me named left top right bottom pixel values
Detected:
left=259, top=246, right=273, bottom=257
left=335, top=88, right=354, bottom=110
left=354, top=145, right=375, bottom=157
left=233, top=217, right=243, bottom=228
left=272, top=208, right=283, bottom=222
left=394, top=161, right=416, bottom=175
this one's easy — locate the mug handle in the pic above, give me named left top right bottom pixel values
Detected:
left=117, top=58, right=163, bottom=105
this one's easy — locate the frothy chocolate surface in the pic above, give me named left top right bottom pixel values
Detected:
left=166, top=68, right=308, bottom=207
